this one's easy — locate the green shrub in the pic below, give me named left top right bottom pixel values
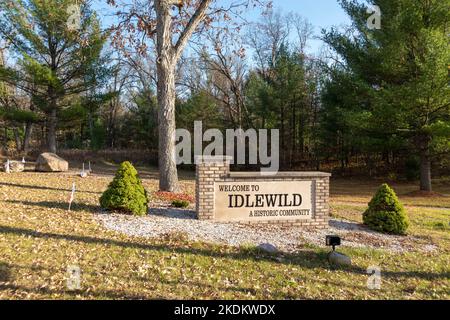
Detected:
left=363, top=183, right=409, bottom=235
left=171, top=199, right=190, bottom=208
left=100, top=161, right=148, bottom=216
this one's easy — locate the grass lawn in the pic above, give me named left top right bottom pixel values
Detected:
left=0, top=165, right=449, bottom=299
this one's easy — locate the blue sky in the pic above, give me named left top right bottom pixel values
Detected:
left=93, top=0, right=351, bottom=55
left=271, top=0, right=350, bottom=29
left=256, top=0, right=351, bottom=53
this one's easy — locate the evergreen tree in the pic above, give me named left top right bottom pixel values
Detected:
left=0, top=0, right=108, bottom=153
left=100, top=161, right=148, bottom=216
left=246, top=45, right=312, bottom=167
left=363, top=183, right=409, bottom=235
left=322, top=0, right=450, bottom=190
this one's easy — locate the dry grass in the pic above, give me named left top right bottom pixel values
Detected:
left=0, top=164, right=448, bottom=300
left=331, top=178, right=450, bottom=208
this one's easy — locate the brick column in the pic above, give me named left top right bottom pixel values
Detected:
left=313, top=176, right=330, bottom=228
left=195, top=156, right=231, bottom=220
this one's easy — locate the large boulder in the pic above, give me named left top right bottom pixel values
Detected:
left=35, top=153, right=69, bottom=172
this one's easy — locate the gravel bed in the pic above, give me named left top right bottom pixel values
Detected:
left=95, top=208, right=437, bottom=253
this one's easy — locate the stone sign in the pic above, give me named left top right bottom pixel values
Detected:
left=196, top=156, right=331, bottom=228
left=214, top=181, right=313, bottom=222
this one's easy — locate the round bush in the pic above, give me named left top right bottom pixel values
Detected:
left=363, top=183, right=409, bottom=235
left=100, top=161, right=148, bottom=216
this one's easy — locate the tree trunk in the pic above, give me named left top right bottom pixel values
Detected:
left=107, top=101, right=117, bottom=148
left=153, top=0, right=211, bottom=191
left=416, top=133, right=432, bottom=192
left=13, top=128, right=21, bottom=151
left=40, top=125, right=46, bottom=149
left=47, top=108, right=57, bottom=153
left=280, top=106, right=285, bottom=168
left=156, top=1, right=179, bottom=192
left=22, top=122, right=33, bottom=152
left=291, top=101, right=296, bottom=168
left=419, top=149, right=432, bottom=192
left=88, top=111, right=94, bottom=148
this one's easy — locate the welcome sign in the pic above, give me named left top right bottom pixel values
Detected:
left=214, top=181, right=313, bottom=222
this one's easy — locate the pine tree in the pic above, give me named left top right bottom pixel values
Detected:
left=0, top=0, right=108, bottom=153
left=100, top=161, right=148, bottom=216
left=322, top=0, right=450, bottom=191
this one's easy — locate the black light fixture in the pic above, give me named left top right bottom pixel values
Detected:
left=326, top=235, right=341, bottom=251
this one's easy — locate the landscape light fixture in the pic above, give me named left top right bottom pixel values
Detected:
left=326, top=235, right=341, bottom=252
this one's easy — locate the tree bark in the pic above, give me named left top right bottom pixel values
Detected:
left=416, top=133, right=432, bottom=192
left=156, top=1, right=179, bottom=192
left=157, top=62, right=179, bottom=192
left=22, top=122, right=33, bottom=152
left=13, top=128, right=21, bottom=151
left=88, top=111, right=94, bottom=148
left=154, top=0, right=212, bottom=192
left=47, top=108, right=57, bottom=154
left=107, top=101, right=117, bottom=148
left=419, top=148, right=432, bottom=192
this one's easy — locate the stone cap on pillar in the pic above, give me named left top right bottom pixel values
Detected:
left=195, top=156, right=233, bottom=165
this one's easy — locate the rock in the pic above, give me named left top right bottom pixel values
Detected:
left=9, top=161, right=25, bottom=173
left=328, top=251, right=352, bottom=267
left=257, top=243, right=278, bottom=254
left=35, top=153, right=69, bottom=172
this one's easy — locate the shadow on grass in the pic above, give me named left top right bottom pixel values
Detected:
left=1, top=224, right=448, bottom=282
left=0, top=259, right=367, bottom=300
left=1, top=260, right=264, bottom=299
left=0, top=277, right=270, bottom=300
left=0, top=182, right=101, bottom=195
left=6, top=200, right=100, bottom=212
left=0, top=282, right=155, bottom=300
left=0, top=262, right=12, bottom=282
left=0, top=223, right=327, bottom=268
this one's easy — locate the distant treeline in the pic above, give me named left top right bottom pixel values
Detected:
left=0, top=1, right=448, bottom=189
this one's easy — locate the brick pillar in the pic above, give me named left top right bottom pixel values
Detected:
left=314, top=176, right=330, bottom=227
left=195, top=156, right=231, bottom=220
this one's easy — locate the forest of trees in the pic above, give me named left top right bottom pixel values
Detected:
left=0, top=0, right=449, bottom=192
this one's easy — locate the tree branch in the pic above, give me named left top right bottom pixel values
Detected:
left=174, top=0, right=212, bottom=60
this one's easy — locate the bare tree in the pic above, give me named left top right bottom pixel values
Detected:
left=109, top=0, right=270, bottom=192
left=200, top=35, right=250, bottom=129
left=104, top=59, right=134, bottom=148
left=287, top=12, right=314, bottom=56
left=247, top=10, right=288, bottom=78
